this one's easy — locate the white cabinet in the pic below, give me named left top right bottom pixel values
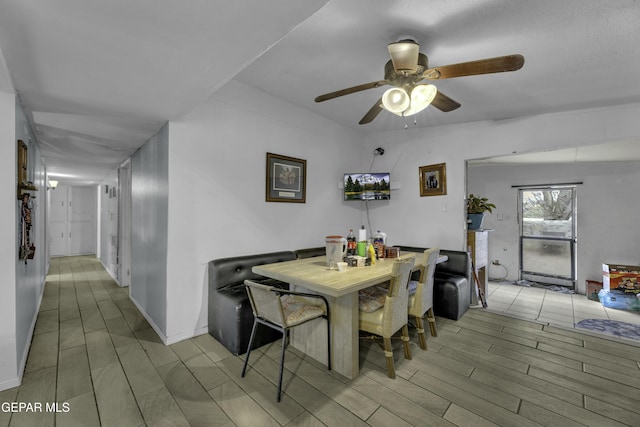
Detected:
left=49, top=185, right=97, bottom=256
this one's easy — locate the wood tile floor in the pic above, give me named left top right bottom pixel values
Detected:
left=1, top=255, right=639, bottom=426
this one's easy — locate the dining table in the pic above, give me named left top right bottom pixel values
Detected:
left=252, top=252, right=447, bottom=379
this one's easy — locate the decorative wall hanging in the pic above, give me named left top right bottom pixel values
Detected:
left=17, top=140, right=38, bottom=200
left=266, top=152, right=306, bottom=203
left=19, top=193, right=35, bottom=261
left=419, top=163, right=447, bottom=196
left=17, top=139, right=38, bottom=263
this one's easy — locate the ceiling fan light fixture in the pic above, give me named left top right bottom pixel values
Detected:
left=382, top=87, right=410, bottom=114
left=387, top=40, right=419, bottom=73
left=387, top=84, right=438, bottom=117
left=406, top=84, right=438, bottom=115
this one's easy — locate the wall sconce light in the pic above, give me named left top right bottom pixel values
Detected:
left=49, top=180, right=58, bottom=190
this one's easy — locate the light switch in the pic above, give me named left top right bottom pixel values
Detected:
left=497, top=213, right=504, bottom=221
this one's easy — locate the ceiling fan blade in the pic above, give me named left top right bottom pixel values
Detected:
left=359, top=98, right=384, bottom=125
left=315, top=81, right=388, bottom=103
left=422, top=54, right=524, bottom=80
left=431, top=91, right=461, bottom=112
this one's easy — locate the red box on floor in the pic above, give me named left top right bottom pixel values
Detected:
left=586, top=280, right=603, bottom=301
left=602, top=263, right=640, bottom=293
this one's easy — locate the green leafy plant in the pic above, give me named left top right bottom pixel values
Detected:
left=467, top=194, right=496, bottom=214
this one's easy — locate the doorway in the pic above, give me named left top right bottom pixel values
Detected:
left=519, top=186, right=576, bottom=287
left=117, top=160, right=132, bottom=287
left=49, top=185, right=97, bottom=256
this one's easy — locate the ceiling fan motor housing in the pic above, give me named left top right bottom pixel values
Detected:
left=385, top=53, right=428, bottom=85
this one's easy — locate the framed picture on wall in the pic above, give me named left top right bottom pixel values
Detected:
left=266, top=152, right=306, bottom=203
left=419, top=163, right=447, bottom=196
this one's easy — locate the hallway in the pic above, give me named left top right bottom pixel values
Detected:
left=3, top=256, right=245, bottom=426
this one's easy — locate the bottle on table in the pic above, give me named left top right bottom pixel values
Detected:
left=367, top=240, right=376, bottom=265
left=373, top=230, right=385, bottom=259
left=346, top=229, right=356, bottom=256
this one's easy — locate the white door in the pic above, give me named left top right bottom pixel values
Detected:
left=519, top=186, right=577, bottom=287
left=118, top=161, right=132, bottom=287
left=69, top=186, right=96, bottom=255
left=49, top=185, right=97, bottom=256
left=49, top=185, right=68, bottom=256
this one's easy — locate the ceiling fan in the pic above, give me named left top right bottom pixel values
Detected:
left=314, top=39, right=524, bottom=125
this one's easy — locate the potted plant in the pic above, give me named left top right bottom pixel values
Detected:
left=467, top=194, right=496, bottom=230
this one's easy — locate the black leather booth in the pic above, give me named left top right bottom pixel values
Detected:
left=294, top=247, right=325, bottom=259
left=207, top=251, right=296, bottom=355
left=396, top=246, right=472, bottom=320
left=432, top=250, right=472, bottom=320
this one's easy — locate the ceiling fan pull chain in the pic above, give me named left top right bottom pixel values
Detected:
left=403, top=112, right=408, bottom=129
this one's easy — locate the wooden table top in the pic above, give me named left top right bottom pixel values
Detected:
left=253, top=254, right=420, bottom=298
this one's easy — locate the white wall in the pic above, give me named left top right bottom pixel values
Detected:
left=130, top=124, right=169, bottom=337
left=163, top=80, right=365, bottom=342
left=361, top=103, right=640, bottom=259
left=14, top=100, right=47, bottom=380
left=0, top=95, right=48, bottom=391
left=468, top=161, right=640, bottom=294
left=0, top=91, right=18, bottom=390
left=358, top=129, right=467, bottom=250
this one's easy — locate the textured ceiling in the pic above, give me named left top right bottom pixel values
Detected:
left=0, top=0, right=328, bottom=184
left=1, top=1, right=639, bottom=184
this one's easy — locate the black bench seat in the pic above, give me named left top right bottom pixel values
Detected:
left=207, top=251, right=296, bottom=355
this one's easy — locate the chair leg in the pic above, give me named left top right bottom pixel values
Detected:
left=383, top=337, right=395, bottom=379
left=401, top=324, right=412, bottom=360
left=427, top=308, right=438, bottom=337
left=276, top=330, right=288, bottom=402
left=415, top=316, right=427, bottom=350
left=326, top=317, right=332, bottom=371
left=242, top=321, right=259, bottom=377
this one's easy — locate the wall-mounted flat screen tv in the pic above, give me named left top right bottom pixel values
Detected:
left=343, top=172, right=391, bottom=201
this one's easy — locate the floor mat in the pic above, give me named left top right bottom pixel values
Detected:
left=575, top=319, right=640, bottom=341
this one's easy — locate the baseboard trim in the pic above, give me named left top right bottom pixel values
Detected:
left=128, top=295, right=207, bottom=345
left=12, top=275, right=46, bottom=392
left=0, top=377, right=21, bottom=392
left=165, top=326, right=209, bottom=346
left=98, top=257, right=127, bottom=288
left=128, top=295, right=169, bottom=344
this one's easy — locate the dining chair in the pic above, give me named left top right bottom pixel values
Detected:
left=358, top=257, right=415, bottom=378
left=242, top=280, right=331, bottom=402
left=408, top=247, right=440, bottom=349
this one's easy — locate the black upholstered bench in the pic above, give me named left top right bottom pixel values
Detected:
left=294, top=246, right=325, bottom=259
left=396, top=246, right=471, bottom=320
left=207, top=251, right=296, bottom=355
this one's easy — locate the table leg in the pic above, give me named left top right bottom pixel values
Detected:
left=290, top=289, right=359, bottom=379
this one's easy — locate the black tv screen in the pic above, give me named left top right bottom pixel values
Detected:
left=343, top=173, right=391, bottom=201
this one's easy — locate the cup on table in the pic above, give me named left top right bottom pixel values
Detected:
left=336, top=261, right=348, bottom=272
left=357, top=241, right=367, bottom=257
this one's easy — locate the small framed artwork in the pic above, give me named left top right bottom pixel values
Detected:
left=419, top=163, right=447, bottom=196
left=266, top=152, right=306, bottom=203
